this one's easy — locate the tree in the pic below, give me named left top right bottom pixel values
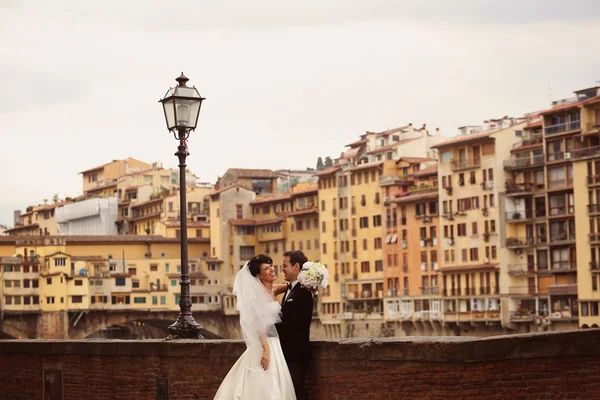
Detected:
left=316, top=157, right=324, bottom=170
left=52, top=194, right=59, bottom=203
left=324, top=157, right=333, bottom=167
left=43, top=199, right=48, bottom=205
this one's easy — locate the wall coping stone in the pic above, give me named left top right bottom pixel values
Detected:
left=1, top=329, right=599, bottom=363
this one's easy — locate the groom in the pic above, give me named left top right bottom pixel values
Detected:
left=276, top=250, right=313, bottom=400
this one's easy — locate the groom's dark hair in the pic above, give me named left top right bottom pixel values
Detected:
left=283, top=250, right=308, bottom=270
left=248, top=254, right=273, bottom=277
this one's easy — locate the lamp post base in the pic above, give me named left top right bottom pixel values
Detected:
left=166, top=314, right=204, bottom=340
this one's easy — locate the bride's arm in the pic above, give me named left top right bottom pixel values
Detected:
left=272, top=283, right=287, bottom=296
left=260, top=334, right=270, bottom=370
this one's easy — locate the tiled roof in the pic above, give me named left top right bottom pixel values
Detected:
left=398, top=157, right=435, bottom=164
left=206, top=184, right=253, bottom=197
left=254, top=218, right=284, bottom=226
left=539, top=99, right=585, bottom=116
left=524, top=119, right=543, bottom=129
left=367, top=138, right=418, bottom=155
left=229, top=219, right=256, bottom=226
left=411, top=165, right=438, bottom=177
left=130, top=212, right=162, bottom=222
left=375, top=124, right=411, bottom=137
left=5, top=224, right=39, bottom=233
left=71, top=256, right=107, bottom=262
left=345, top=138, right=367, bottom=148
left=392, top=189, right=438, bottom=203
left=440, top=263, right=499, bottom=272
left=313, top=166, right=342, bottom=176
left=252, top=193, right=291, bottom=205
left=285, top=207, right=318, bottom=217
left=79, top=161, right=111, bottom=174
left=291, top=188, right=318, bottom=198
left=346, top=161, right=384, bottom=172
left=431, top=131, right=495, bottom=149
left=206, top=258, right=224, bottom=263
left=131, top=197, right=164, bottom=209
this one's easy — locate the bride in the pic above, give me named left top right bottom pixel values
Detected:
left=214, top=254, right=296, bottom=399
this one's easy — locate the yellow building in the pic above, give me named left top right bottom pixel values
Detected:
left=563, top=87, right=600, bottom=328
left=80, top=158, right=152, bottom=196
left=1, top=235, right=212, bottom=331
left=433, top=118, right=527, bottom=334
left=5, top=200, right=73, bottom=237
left=317, top=124, right=442, bottom=338
left=383, top=158, right=442, bottom=335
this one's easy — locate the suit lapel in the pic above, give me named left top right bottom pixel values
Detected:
left=282, top=283, right=300, bottom=306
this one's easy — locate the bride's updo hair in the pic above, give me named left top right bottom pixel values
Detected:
left=248, top=254, right=273, bottom=277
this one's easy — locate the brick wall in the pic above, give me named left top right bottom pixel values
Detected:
left=1, top=330, right=599, bottom=399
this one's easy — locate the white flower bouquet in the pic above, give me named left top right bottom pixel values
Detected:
left=298, top=261, right=329, bottom=295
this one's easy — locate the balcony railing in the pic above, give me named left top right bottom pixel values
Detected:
left=548, top=284, right=578, bottom=296
left=590, top=261, right=600, bottom=271
left=588, top=175, right=600, bottom=185
left=590, top=233, right=600, bottom=243
left=508, top=264, right=537, bottom=275
left=550, top=261, right=577, bottom=272
left=510, top=311, right=536, bottom=322
left=545, top=120, right=581, bottom=136
left=508, top=285, right=538, bottom=295
left=420, top=286, right=439, bottom=295
left=505, top=237, right=535, bottom=248
left=505, top=182, right=545, bottom=196
left=505, top=210, right=535, bottom=221
left=451, top=158, right=481, bottom=171
left=513, top=134, right=543, bottom=148
left=571, top=146, right=600, bottom=160
left=503, top=154, right=544, bottom=170
left=550, top=232, right=576, bottom=243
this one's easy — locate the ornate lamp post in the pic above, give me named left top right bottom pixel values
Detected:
left=159, top=72, right=206, bottom=339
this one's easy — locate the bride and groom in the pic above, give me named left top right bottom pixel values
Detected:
left=214, top=250, right=313, bottom=400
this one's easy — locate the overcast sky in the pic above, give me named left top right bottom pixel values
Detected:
left=1, top=0, right=599, bottom=226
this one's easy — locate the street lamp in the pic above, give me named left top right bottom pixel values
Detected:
left=159, top=72, right=206, bottom=340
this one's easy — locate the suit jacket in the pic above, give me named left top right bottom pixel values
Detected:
left=275, top=283, right=313, bottom=363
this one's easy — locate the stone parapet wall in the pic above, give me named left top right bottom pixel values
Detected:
left=1, top=329, right=599, bottom=399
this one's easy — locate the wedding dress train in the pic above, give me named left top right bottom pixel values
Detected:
left=213, top=336, right=296, bottom=399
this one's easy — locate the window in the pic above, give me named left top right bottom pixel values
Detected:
left=322, top=243, right=327, bottom=254
left=54, top=258, right=66, bottom=267
left=134, top=297, right=146, bottom=304
left=160, top=296, right=166, bottom=305
left=239, top=246, right=255, bottom=260
left=46, top=278, right=52, bottom=285
left=152, top=296, right=158, bottom=305
left=74, top=280, right=83, bottom=286
left=132, top=281, right=140, bottom=289
left=375, top=260, right=383, bottom=272
left=472, top=222, right=478, bottom=235
left=375, top=193, right=380, bottom=204
left=150, top=264, right=158, bottom=272
left=115, top=277, right=126, bottom=286
left=171, top=280, right=177, bottom=287
left=374, top=238, right=382, bottom=249
left=441, top=151, right=451, bottom=163
left=470, top=248, right=479, bottom=261
left=361, top=261, right=370, bottom=273
left=457, top=223, right=467, bottom=236
left=359, top=217, right=369, bottom=228
left=72, top=296, right=83, bottom=303
left=47, top=297, right=55, bottom=304
left=372, top=215, right=382, bottom=227
left=236, top=204, right=243, bottom=219
left=322, top=221, right=327, bottom=233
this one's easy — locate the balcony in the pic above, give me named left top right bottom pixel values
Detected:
left=505, top=210, right=535, bottom=222
left=588, top=175, right=600, bottom=186
left=379, top=175, right=413, bottom=186
left=508, top=285, right=538, bottom=296
left=590, top=233, right=600, bottom=244
left=505, top=182, right=544, bottom=196
left=402, top=264, right=408, bottom=273
left=590, top=261, right=600, bottom=271
left=420, top=286, right=439, bottom=295
left=510, top=311, right=536, bottom=322
left=508, top=264, right=537, bottom=275
left=545, top=120, right=580, bottom=136
left=513, top=134, right=543, bottom=148
left=503, top=154, right=544, bottom=171
left=570, top=146, right=600, bottom=160
left=548, top=206, right=573, bottom=217
left=451, top=158, right=480, bottom=172
left=548, top=284, right=578, bottom=296
left=550, top=261, right=576, bottom=273
left=505, top=237, right=535, bottom=249
left=549, top=232, right=576, bottom=244
left=332, top=208, right=337, bottom=217
left=387, top=288, right=399, bottom=297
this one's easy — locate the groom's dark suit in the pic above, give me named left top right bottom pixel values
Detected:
left=276, top=282, right=313, bottom=400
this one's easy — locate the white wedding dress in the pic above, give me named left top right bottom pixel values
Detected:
left=214, top=264, right=296, bottom=400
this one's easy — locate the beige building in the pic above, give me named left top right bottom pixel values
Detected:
left=433, top=117, right=527, bottom=334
